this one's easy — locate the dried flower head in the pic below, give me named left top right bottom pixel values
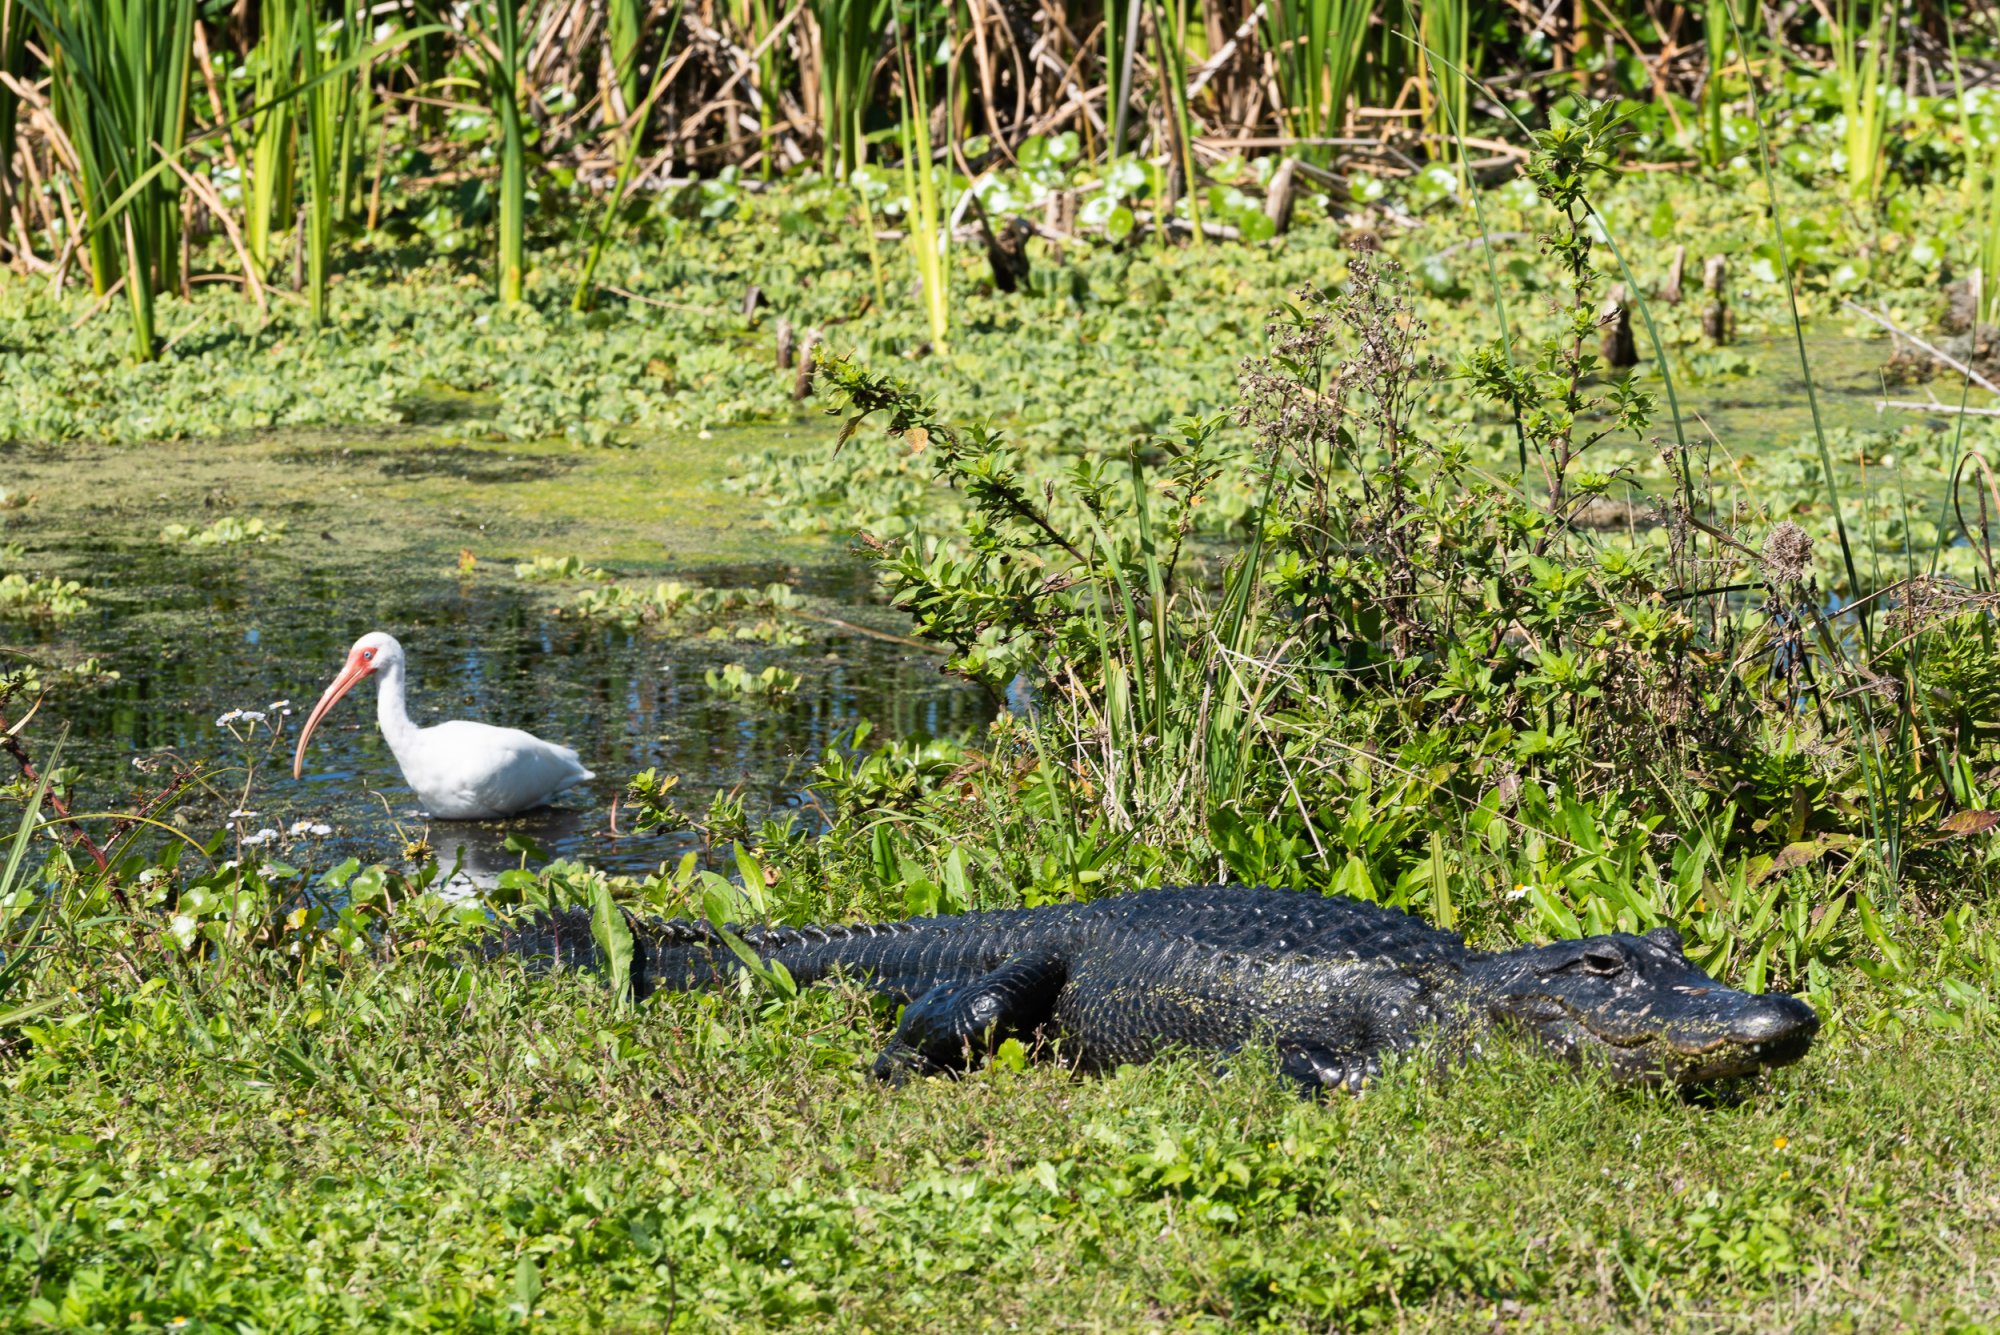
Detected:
left=1762, top=522, right=1813, bottom=586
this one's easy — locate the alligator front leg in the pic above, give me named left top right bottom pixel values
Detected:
left=871, top=954, right=1068, bottom=1083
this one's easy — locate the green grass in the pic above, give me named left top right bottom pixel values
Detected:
left=6, top=953, right=1998, bottom=1330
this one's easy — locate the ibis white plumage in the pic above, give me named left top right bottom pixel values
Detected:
left=292, top=631, right=594, bottom=819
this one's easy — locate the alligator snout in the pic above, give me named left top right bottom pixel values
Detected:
left=1724, top=992, right=1818, bottom=1059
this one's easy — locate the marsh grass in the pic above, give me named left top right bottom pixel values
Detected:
left=462, top=0, right=536, bottom=306
left=810, top=0, right=886, bottom=181
left=28, top=0, right=194, bottom=360
left=894, top=18, right=949, bottom=355
left=1262, top=0, right=1372, bottom=157
left=5, top=906, right=1998, bottom=1329
left=235, top=0, right=299, bottom=282
left=1827, top=0, right=1898, bottom=206
left=299, top=0, right=363, bottom=327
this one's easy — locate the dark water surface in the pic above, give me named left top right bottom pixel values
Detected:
left=46, top=552, right=989, bottom=884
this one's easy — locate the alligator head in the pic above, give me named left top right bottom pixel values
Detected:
left=1476, top=927, right=1819, bottom=1085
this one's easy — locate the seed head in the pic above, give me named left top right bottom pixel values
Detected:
left=1762, top=522, right=1813, bottom=586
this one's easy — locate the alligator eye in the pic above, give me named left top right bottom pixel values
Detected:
left=1578, top=948, right=1624, bottom=976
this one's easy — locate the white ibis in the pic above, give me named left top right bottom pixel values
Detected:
left=292, top=631, right=594, bottom=819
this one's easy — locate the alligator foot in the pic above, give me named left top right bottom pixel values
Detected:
left=870, top=954, right=1067, bottom=1082
left=1277, top=1042, right=1383, bottom=1097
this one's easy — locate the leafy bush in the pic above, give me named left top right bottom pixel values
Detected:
left=790, top=100, right=2000, bottom=992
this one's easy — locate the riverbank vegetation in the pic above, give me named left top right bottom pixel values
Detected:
left=5, top=0, right=2000, bottom=1327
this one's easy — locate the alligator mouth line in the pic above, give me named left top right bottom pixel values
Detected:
left=1540, top=1001, right=1815, bottom=1062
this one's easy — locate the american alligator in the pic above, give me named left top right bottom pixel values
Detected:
left=500, top=885, right=1819, bottom=1092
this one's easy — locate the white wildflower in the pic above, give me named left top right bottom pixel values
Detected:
left=239, top=711, right=267, bottom=725
left=227, top=809, right=258, bottom=820
left=310, top=823, right=331, bottom=837
left=216, top=709, right=244, bottom=726
left=241, top=828, right=279, bottom=848
left=268, top=700, right=290, bottom=711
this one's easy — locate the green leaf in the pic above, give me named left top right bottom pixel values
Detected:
left=589, top=876, right=636, bottom=1009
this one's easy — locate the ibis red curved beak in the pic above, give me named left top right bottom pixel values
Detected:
left=292, top=653, right=375, bottom=779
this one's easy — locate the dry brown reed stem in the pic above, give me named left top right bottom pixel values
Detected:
left=0, top=708, right=108, bottom=876
left=154, top=144, right=266, bottom=313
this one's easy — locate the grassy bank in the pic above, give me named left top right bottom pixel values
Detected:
left=8, top=947, right=1999, bottom=1331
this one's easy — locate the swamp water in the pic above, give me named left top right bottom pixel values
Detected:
left=6, top=424, right=989, bottom=887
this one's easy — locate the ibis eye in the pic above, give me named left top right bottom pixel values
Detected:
left=363, top=649, right=375, bottom=660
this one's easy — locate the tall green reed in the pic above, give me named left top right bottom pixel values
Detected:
left=299, top=0, right=363, bottom=326
left=29, top=0, right=194, bottom=361
left=0, top=0, right=28, bottom=225
left=1262, top=0, right=1372, bottom=157
left=1701, top=0, right=1730, bottom=168
left=1949, top=26, right=2000, bottom=326
left=0, top=741, right=59, bottom=1032
left=895, top=19, right=948, bottom=354
left=574, top=2, right=685, bottom=312
left=732, top=0, right=785, bottom=174
left=463, top=0, right=535, bottom=305
left=1827, top=0, right=1897, bottom=206
left=1150, top=0, right=1202, bottom=239
left=1107, top=0, right=1141, bottom=154
left=607, top=0, right=644, bottom=116
left=237, top=0, right=301, bottom=281
left=813, top=0, right=887, bottom=180
left=1412, top=0, right=1473, bottom=164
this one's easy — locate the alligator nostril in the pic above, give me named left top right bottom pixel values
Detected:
left=1733, top=995, right=1819, bottom=1043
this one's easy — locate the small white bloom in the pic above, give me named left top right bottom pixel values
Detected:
left=242, top=828, right=279, bottom=847
left=216, top=709, right=243, bottom=725
left=268, top=700, right=290, bottom=710
left=310, top=823, right=332, bottom=837
left=289, top=820, right=313, bottom=836
left=227, top=809, right=258, bottom=820
left=240, top=711, right=267, bottom=724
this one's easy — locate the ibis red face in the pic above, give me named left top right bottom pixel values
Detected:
left=292, top=640, right=385, bottom=778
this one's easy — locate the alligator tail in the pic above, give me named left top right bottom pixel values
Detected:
left=492, top=907, right=1023, bottom=1002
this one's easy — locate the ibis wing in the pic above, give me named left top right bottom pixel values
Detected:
left=405, top=721, right=593, bottom=818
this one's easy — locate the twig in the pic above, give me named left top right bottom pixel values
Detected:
left=66, top=275, right=125, bottom=331
left=596, top=284, right=727, bottom=316
left=153, top=141, right=266, bottom=314
left=1875, top=397, right=2000, bottom=419
left=1428, top=231, right=1530, bottom=262
left=788, top=609, right=944, bottom=653
left=1184, top=3, right=1265, bottom=100
left=0, top=709, right=111, bottom=878
left=1843, top=298, right=2000, bottom=397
